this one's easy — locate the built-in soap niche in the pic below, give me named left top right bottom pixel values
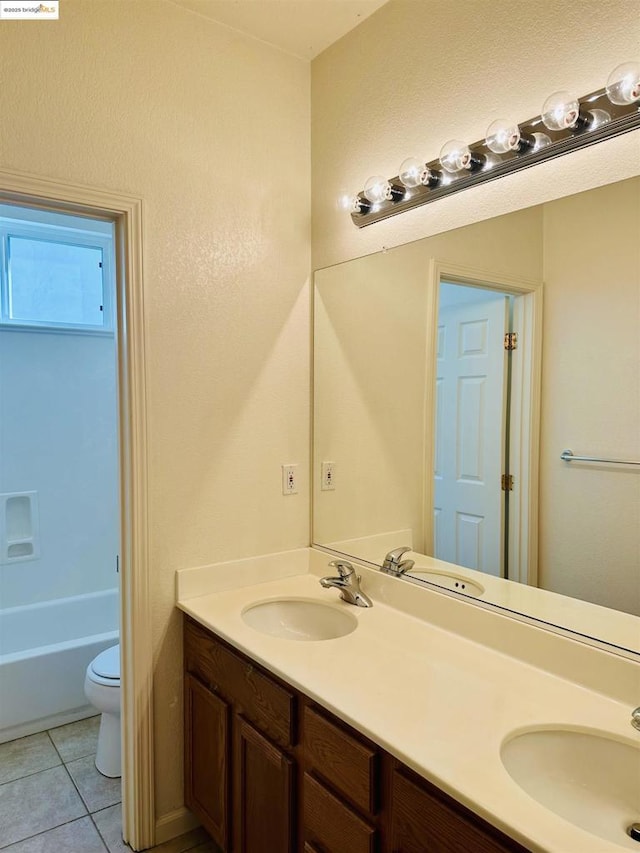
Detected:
left=0, top=492, right=40, bottom=564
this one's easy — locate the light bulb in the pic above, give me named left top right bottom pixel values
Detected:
left=439, top=140, right=484, bottom=173
left=485, top=120, right=523, bottom=154
left=398, top=157, right=426, bottom=188
left=398, top=157, right=440, bottom=188
left=339, top=192, right=371, bottom=214
left=541, top=90, right=583, bottom=131
left=337, top=192, right=357, bottom=212
left=363, top=175, right=392, bottom=204
left=606, top=61, right=640, bottom=105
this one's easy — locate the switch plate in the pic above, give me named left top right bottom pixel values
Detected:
left=282, top=464, right=298, bottom=495
left=321, top=461, right=335, bottom=491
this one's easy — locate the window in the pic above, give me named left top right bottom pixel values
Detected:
left=0, top=206, right=114, bottom=333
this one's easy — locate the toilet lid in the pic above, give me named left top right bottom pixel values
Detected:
left=91, top=645, right=120, bottom=680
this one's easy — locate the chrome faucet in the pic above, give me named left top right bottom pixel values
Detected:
left=632, top=707, right=640, bottom=731
left=381, top=546, right=415, bottom=576
left=320, top=560, right=372, bottom=608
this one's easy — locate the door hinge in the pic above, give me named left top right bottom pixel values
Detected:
left=501, top=474, right=514, bottom=491
left=504, top=332, right=517, bottom=351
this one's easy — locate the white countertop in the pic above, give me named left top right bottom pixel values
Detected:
left=176, top=547, right=640, bottom=853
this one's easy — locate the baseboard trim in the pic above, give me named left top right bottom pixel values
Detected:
left=154, top=807, right=200, bottom=845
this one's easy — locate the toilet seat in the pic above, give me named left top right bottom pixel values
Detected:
left=88, top=644, right=120, bottom=686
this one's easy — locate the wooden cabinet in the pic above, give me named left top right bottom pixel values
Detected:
left=184, top=616, right=531, bottom=853
left=184, top=618, right=296, bottom=853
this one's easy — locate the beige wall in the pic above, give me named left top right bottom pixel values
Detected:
left=314, top=206, right=543, bottom=553
left=311, top=0, right=640, bottom=270
left=0, top=0, right=310, bottom=821
left=539, top=178, right=640, bottom=615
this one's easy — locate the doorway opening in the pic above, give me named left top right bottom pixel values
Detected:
left=0, top=170, right=153, bottom=850
left=0, top=203, right=120, bottom=743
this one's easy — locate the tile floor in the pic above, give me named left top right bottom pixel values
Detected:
left=0, top=717, right=217, bottom=852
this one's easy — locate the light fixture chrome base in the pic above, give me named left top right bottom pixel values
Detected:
left=351, top=88, right=640, bottom=228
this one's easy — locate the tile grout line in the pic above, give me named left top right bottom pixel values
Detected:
left=45, top=728, right=65, bottom=764
left=0, top=763, right=88, bottom=851
left=0, top=815, right=106, bottom=852
left=55, top=724, right=123, bottom=848
left=0, top=723, right=115, bottom=851
left=0, top=729, right=62, bottom=788
left=47, top=718, right=102, bottom=766
left=0, top=760, right=62, bottom=788
left=0, top=724, right=209, bottom=853
left=87, top=811, right=112, bottom=853
left=89, top=809, right=125, bottom=853
left=51, top=724, right=122, bottom=817
left=59, top=755, right=93, bottom=814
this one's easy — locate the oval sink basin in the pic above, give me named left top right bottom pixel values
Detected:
left=409, top=569, right=484, bottom=597
left=242, top=598, right=357, bottom=641
left=501, top=728, right=640, bottom=848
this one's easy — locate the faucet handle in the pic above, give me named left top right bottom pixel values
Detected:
left=328, top=559, right=355, bottom=578
left=382, top=546, right=415, bottom=576
left=383, top=546, right=412, bottom=566
left=632, top=707, right=640, bottom=731
left=386, top=546, right=411, bottom=560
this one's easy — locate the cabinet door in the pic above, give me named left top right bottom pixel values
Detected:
left=390, top=768, right=528, bottom=853
left=184, top=673, right=230, bottom=850
left=236, top=716, right=295, bottom=853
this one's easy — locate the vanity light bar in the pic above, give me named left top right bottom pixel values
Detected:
left=350, top=63, right=640, bottom=228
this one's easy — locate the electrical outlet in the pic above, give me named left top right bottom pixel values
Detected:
left=321, top=461, right=335, bottom=491
left=282, top=464, right=298, bottom=495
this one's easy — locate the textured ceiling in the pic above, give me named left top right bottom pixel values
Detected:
left=168, top=0, right=389, bottom=60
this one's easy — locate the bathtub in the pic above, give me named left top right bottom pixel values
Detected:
left=0, top=588, right=119, bottom=743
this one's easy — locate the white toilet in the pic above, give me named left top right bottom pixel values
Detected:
left=84, top=644, right=121, bottom=778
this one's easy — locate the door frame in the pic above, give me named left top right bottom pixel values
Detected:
left=424, top=258, right=543, bottom=586
left=0, top=169, right=154, bottom=849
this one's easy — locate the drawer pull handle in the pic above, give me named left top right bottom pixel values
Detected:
left=246, top=664, right=253, bottom=676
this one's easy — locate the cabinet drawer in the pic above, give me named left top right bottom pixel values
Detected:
left=391, top=767, right=530, bottom=853
left=304, top=772, right=377, bottom=853
left=184, top=617, right=295, bottom=748
left=304, top=704, right=378, bottom=815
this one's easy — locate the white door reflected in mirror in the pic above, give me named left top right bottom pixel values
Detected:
left=434, top=285, right=509, bottom=577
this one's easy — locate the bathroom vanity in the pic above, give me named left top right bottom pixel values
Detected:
left=177, top=548, right=640, bottom=853
left=184, top=614, right=529, bottom=853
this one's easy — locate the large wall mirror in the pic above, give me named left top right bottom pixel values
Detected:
left=313, top=177, right=639, bottom=656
